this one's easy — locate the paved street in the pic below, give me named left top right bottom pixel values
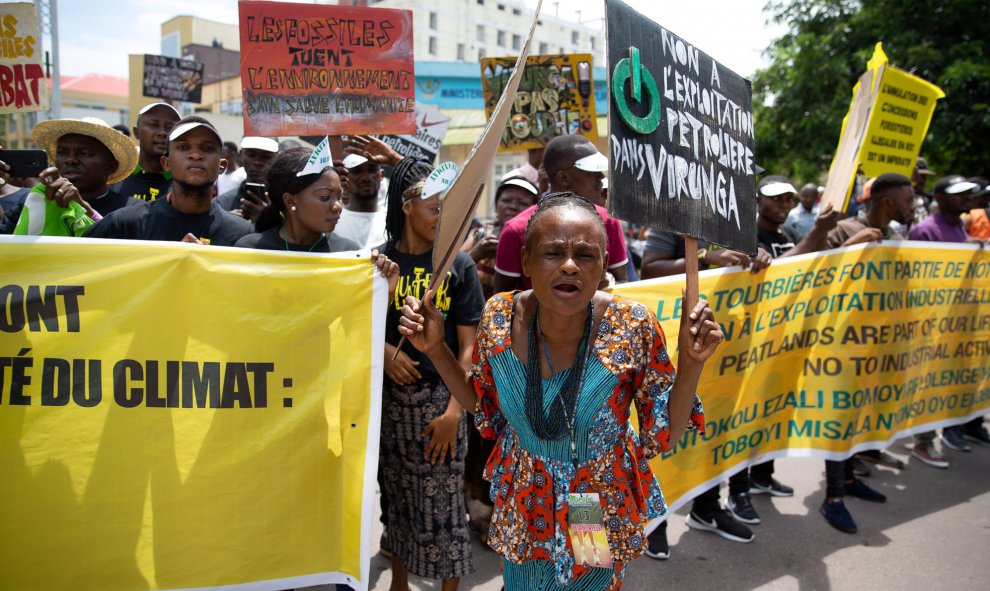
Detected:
left=314, top=434, right=990, bottom=590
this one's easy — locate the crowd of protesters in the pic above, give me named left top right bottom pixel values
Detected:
left=1, top=103, right=987, bottom=591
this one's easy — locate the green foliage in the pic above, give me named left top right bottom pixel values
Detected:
left=753, top=0, right=990, bottom=183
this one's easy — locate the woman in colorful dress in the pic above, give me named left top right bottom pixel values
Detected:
left=397, top=192, right=723, bottom=590
left=379, top=158, right=485, bottom=591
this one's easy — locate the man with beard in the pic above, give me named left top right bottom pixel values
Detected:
left=116, top=102, right=180, bottom=202
left=216, top=136, right=279, bottom=221
left=86, top=116, right=251, bottom=245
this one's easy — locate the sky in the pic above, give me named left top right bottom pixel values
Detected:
left=56, top=0, right=783, bottom=80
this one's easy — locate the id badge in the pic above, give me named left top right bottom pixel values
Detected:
left=567, top=492, right=613, bottom=569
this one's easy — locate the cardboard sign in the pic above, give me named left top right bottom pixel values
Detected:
left=480, top=53, right=598, bottom=151
left=238, top=0, right=416, bottom=137
left=0, top=2, right=47, bottom=114
left=142, top=54, right=204, bottom=103
left=606, top=0, right=757, bottom=255
left=373, top=103, right=450, bottom=163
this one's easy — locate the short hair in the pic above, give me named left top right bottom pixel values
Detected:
left=869, top=173, right=912, bottom=202
left=524, top=191, right=606, bottom=250
left=542, top=135, right=595, bottom=178
left=112, top=124, right=130, bottom=137
left=222, top=141, right=238, bottom=152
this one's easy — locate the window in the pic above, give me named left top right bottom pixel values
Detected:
left=512, top=34, right=521, bottom=51
left=477, top=0, right=484, bottom=4
left=572, top=31, right=579, bottom=45
left=457, top=43, right=465, bottom=61
left=477, top=24, right=485, bottom=43
left=591, top=37, right=596, bottom=50
left=478, top=48, right=486, bottom=59
left=539, top=42, right=548, bottom=54
left=513, top=8, right=521, bottom=16
left=429, top=36, right=437, bottom=55
left=429, top=11, right=437, bottom=29
left=497, top=30, right=506, bottom=47
left=498, top=3, right=505, bottom=10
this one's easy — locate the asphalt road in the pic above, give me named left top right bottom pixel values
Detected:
left=313, top=432, right=990, bottom=590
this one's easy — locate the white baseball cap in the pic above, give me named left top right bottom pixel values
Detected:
left=573, top=151, right=608, bottom=172
left=342, top=153, right=369, bottom=169
left=240, top=136, right=279, bottom=153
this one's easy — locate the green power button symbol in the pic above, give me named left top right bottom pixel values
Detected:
left=612, top=46, right=661, bottom=135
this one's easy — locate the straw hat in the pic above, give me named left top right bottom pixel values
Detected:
left=32, top=116, right=139, bottom=185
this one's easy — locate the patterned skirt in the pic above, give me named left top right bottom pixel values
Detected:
left=381, top=379, right=474, bottom=579
left=502, top=558, right=626, bottom=591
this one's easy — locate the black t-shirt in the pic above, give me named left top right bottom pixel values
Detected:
left=757, top=224, right=801, bottom=259
left=85, top=196, right=252, bottom=246
left=217, top=180, right=257, bottom=212
left=0, top=187, right=30, bottom=234
left=383, top=244, right=485, bottom=383
left=90, top=190, right=143, bottom=218
left=234, top=225, right=360, bottom=252
left=114, top=168, right=172, bottom=202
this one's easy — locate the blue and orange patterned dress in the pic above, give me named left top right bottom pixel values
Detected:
left=470, top=292, right=705, bottom=590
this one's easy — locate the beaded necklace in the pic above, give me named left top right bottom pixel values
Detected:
left=524, top=300, right=595, bottom=461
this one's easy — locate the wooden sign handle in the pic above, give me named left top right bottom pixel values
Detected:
left=684, top=237, right=700, bottom=311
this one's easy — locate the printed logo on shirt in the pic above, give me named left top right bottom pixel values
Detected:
left=393, top=266, right=452, bottom=315
left=769, top=241, right=794, bottom=258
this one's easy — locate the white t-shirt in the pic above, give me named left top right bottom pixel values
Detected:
left=216, top=167, right=246, bottom=196
left=334, top=208, right=388, bottom=248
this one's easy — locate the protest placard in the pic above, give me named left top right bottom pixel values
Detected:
left=0, top=2, right=47, bottom=114
left=238, top=0, right=415, bottom=137
left=0, top=238, right=386, bottom=591
left=373, top=103, right=450, bottom=164
left=823, top=43, right=944, bottom=211
left=142, top=54, right=204, bottom=103
left=605, top=0, right=756, bottom=256
left=615, top=242, right=990, bottom=515
left=480, top=53, right=598, bottom=151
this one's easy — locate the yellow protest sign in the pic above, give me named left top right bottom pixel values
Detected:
left=859, top=45, right=944, bottom=178
left=480, top=53, right=599, bottom=151
left=615, top=243, right=990, bottom=513
left=822, top=44, right=944, bottom=211
left=0, top=238, right=385, bottom=591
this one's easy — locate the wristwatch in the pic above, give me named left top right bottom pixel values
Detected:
left=697, top=248, right=708, bottom=265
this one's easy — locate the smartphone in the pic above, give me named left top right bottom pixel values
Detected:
left=244, top=182, right=266, bottom=199
left=0, top=149, right=48, bottom=178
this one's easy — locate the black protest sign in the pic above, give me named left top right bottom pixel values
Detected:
left=606, top=0, right=756, bottom=255
left=143, top=55, right=204, bottom=103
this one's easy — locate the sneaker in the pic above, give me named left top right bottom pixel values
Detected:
left=727, top=492, right=761, bottom=525
left=851, top=457, right=871, bottom=477
left=749, top=478, right=794, bottom=497
left=963, top=424, right=990, bottom=446
left=820, top=499, right=857, bottom=533
left=911, top=442, right=949, bottom=468
left=644, top=526, right=670, bottom=560
left=686, top=509, right=754, bottom=543
left=856, top=449, right=905, bottom=470
left=941, top=427, right=971, bottom=452
left=843, top=478, right=887, bottom=503
left=379, top=530, right=393, bottom=559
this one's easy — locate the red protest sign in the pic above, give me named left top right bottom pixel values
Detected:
left=238, top=1, right=416, bottom=137
left=0, top=3, right=48, bottom=114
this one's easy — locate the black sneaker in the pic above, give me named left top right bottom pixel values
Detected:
left=749, top=478, right=794, bottom=497
left=941, top=427, right=971, bottom=452
left=843, top=478, right=887, bottom=503
left=857, top=449, right=905, bottom=469
left=963, top=424, right=990, bottom=447
left=727, top=492, right=761, bottom=525
left=686, top=509, right=754, bottom=543
left=644, top=526, right=670, bottom=560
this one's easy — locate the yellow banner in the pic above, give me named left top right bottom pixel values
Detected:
left=0, top=237, right=385, bottom=591
left=615, top=243, right=990, bottom=514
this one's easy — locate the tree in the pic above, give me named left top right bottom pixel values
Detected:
left=752, top=0, right=990, bottom=184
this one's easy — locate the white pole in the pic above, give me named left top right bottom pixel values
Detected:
left=50, top=0, right=61, bottom=118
